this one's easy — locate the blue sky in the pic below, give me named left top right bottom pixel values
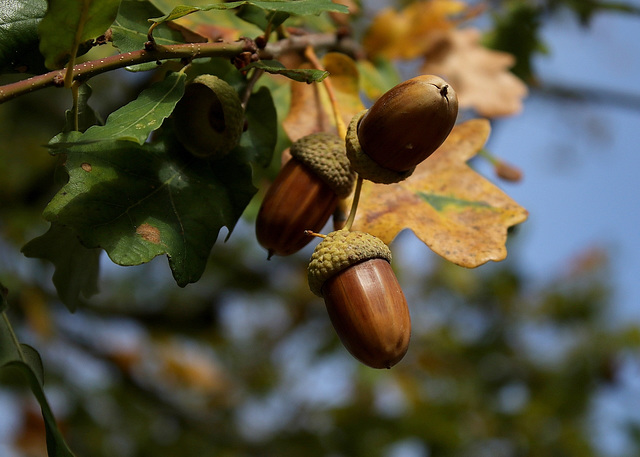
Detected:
left=482, top=6, right=640, bottom=323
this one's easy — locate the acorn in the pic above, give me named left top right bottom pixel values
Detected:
left=172, top=74, right=244, bottom=159
left=308, top=230, right=410, bottom=369
left=346, top=75, right=458, bottom=184
left=256, top=132, right=356, bottom=258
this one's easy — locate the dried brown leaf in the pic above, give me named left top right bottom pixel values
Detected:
left=421, top=28, right=528, bottom=117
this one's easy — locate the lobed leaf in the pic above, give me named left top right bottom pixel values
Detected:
left=63, top=83, right=103, bottom=133
left=22, top=223, right=101, bottom=312
left=38, top=0, right=122, bottom=69
left=149, top=0, right=348, bottom=25
left=350, top=119, right=528, bottom=268
left=421, top=28, right=528, bottom=118
left=43, top=133, right=257, bottom=287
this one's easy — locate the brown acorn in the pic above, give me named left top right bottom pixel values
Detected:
left=346, top=75, right=458, bottom=184
left=256, top=133, right=356, bottom=258
left=308, top=230, right=411, bottom=369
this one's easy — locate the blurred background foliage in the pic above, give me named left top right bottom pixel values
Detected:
left=2, top=0, right=640, bottom=456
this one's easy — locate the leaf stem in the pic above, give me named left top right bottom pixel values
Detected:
left=242, top=68, right=265, bottom=109
left=71, top=81, right=80, bottom=131
left=344, top=175, right=363, bottom=231
left=304, top=45, right=347, bottom=139
left=1, top=312, right=27, bottom=362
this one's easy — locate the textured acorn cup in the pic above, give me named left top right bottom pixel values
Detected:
left=255, top=133, right=356, bottom=258
left=308, top=230, right=411, bottom=369
left=172, top=74, right=244, bottom=158
left=347, top=75, right=458, bottom=183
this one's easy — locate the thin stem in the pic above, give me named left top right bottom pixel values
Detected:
left=71, top=81, right=80, bottom=131
left=241, top=68, right=265, bottom=109
left=64, top=51, right=76, bottom=89
left=2, top=312, right=27, bottom=361
left=304, top=230, right=327, bottom=239
left=478, top=148, right=499, bottom=165
left=343, top=175, right=363, bottom=231
left=304, top=45, right=347, bottom=139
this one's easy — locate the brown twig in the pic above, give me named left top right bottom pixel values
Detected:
left=0, top=32, right=357, bottom=105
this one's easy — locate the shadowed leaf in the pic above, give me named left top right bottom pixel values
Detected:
left=0, top=0, right=48, bottom=74
left=38, top=0, right=122, bottom=69
left=21, top=223, right=100, bottom=312
left=149, top=0, right=348, bottom=25
left=43, top=133, right=257, bottom=287
left=1, top=306, right=75, bottom=457
left=52, top=72, right=186, bottom=146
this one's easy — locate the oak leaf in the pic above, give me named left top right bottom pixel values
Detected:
left=282, top=52, right=364, bottom=143
left=363, top=0, right=467, bottom=59
left=421, top=28, right=528, bottom=117
left=350, top=119, right=528, bottom=268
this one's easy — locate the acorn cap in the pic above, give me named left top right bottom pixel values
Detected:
left=290, top=132, right=356, bottom=198
left=173, top=74, right=244, bottom=159
left=308, top=230, right=392, bottom=297
left=346, top=110, right=415, bottom=184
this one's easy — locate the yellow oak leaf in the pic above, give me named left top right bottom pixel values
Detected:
left=421, top=28, right=528, bottom=117
left=363, top=0, right=467, bottom=59
left=350, top=119, right=528, bottom=268
left=282, top=53, right=364, bottom=143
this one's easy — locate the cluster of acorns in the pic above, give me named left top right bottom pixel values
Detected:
left=257, top=75, right=459, bottom=369
left=171, top=73, right=458, bottom=368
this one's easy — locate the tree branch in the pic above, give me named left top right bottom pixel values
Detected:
left=0, top=32, right=354, bottom=104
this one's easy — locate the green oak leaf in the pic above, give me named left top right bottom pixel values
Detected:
left=483, top=3, right=546, bottom=83
left=43, top=133, right=257, bottom=287
left=22, top=223, right=101, bottom=312
left=84, top=71, right=184, bottom=144
left=243, top=59, right=328, bottom=83
left=236, top=4, right=289, bottom=30
left=38, top=0, right=122, bottom=69
left=1, top=306, right=76, bottom=457
left=238, top=85, right=278, bottom=167
left=52, top=71, right=185, bottom=147
left=0, top=0, right=48, bottom=74
left=149, top=0, right=348, bottom=25
left=112, top=0, right=188, bottom=72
